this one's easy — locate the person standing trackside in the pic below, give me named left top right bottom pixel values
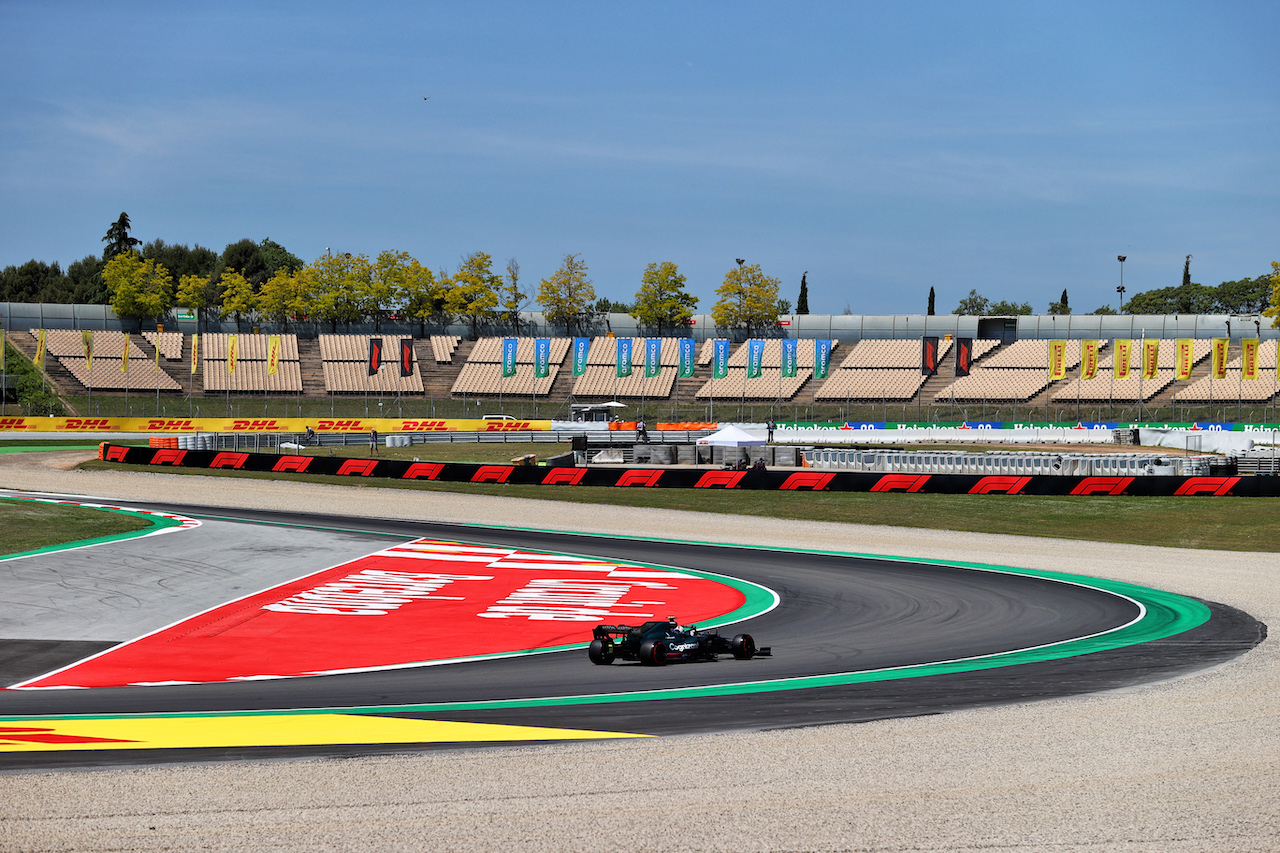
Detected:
left=370, top=428, right=379, bottom=457
left=637, top=418, right=648, bottom=443
left=767, top=419, right=776, bottom=443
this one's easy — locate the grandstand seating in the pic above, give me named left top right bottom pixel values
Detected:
left=143, top=331, right=184, bottom=360
left=814, top=369, right=927, bottom=401
left=1173, top=371, right=1280, bottom=403
left=571, top=366, right=675, bottom=399
left=452, top=363, right=558, bottom=396
left=1099, top=339, right=1210, bottom=370
left=837, top=339, right=949, bottom=369
left=317, top=334, right=421, bottom=394
left=980, top=339, right=1090, bottom=370
left=935, top=368, right=1053, bottom=403
left=30, top=329, right=144, bottom=359
left=60, top=358, right=182, bottom=391
left=1050, top=370, right=1178, bottom=402
left=694, top=368, right=811, bottom=401
left=430, top=335, right=461, bottom=363
left=203, top=333, right=304, bottom=393
left=725, top=338, right=838, bottom=367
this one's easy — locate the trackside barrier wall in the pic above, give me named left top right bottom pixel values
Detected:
left=98, top=444, right=1280, bottom=496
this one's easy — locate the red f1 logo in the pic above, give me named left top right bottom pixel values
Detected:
left=542, top=468, right=587, bottom=485
left=1174, top=477, right=1239, bottom=496
left=272, top=456, right=313, bottom=473
left=694, top=471, right=744, bottom=489
left=472, top=465, right=513, bottom=484
left=969, top=476, right=1031, bottom=495
left=870, top=474, right=930, bottom=493
left=403, top=462, right=444, bottom=480
left=779, top=472, right=835, bottom=491
left=616, top=469, right=663, bottom=487
left=1070, top=477, right=1133, bottom=496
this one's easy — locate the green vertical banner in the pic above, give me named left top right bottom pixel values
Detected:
left=534, top=337, right=551, bottom=378
left=615, top=338, right=633, bottom=377
left=814, top=339, right=832, bottom=379
left=572, top=337, right=590, bottom=376
left=501, top=338, right=518, bottom=378
left=780, top=338, right=797, bottom=378
left=644, top=338, right=661, bottom=378
left=677, top=338, right=695, bottom=378
left=712, top=339, right=730, bottom=379
left=746, top=339, right=765, bottom=379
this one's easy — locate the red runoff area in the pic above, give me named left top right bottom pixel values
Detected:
left=16, top=539, right=745, bottom=689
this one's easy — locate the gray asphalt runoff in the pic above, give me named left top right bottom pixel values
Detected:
left=0, top=452, right=1276, bottom=851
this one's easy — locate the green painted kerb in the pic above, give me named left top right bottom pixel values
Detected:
left=0, top=497, right=185, bottom=562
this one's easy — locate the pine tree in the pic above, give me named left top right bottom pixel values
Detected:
left=927, top=286, right=935, bottom=315
left=797, top=272, right=809, bottom=314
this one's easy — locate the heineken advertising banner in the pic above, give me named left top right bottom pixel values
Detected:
left=780, top=338, right=798, bottom=378
left=678, top=338, right=696, bottom=378
left=645, top=338, right=661, bottom=378
left=814, top=339, right=832, bottom=379
left=534, top=338, right=551, bottom=378
left=712, top=339, right=730, bottom=379
left=99, top=443, right=1280, bottom=496
left=501, top=338, right=518, bottom=377
left=746, top=339, right=765, bottom=379
left=572, top=337, right=590, bottom=376
left=616, top=338, right=633, bottom=377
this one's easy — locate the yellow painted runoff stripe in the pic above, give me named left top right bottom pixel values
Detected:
left=0, top=714, right=647, bottom=752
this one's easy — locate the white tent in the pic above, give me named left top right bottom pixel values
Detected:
left=696, top=425, right=766, bottom=447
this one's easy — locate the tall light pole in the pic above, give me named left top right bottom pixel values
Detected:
left=1116, top=255, right=1127, bottom=312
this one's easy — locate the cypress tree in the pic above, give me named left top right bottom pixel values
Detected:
left=797, top=272, right=809, bottom=314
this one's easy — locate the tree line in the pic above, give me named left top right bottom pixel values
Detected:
left=3, top=213, right=798, bottom=339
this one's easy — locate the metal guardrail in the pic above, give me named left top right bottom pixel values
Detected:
left=204, top=429, right=716, bottom=452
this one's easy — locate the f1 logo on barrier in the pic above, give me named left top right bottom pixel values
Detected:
left=272, top=456, right=313, bottom=473
left=149, top=449, right=187, bottom=466
left=1070, top=477, right=1134, bottom=496
left=616, top=469, right=663, bottom=487
left=969, top=476, right=1032, bottom=495
left=209, top=452, right=250, bottom=469
left=337, top=460, right=379, bottom=477
left=870, top=474, right=930, bottom=493
left=104, top=445, right=130, bottom=463
left=472, top=465, right=513, bottom=484
left=542, top=468, right=587, bottom=485
left=403, top=462, right=445, bottom=480
left=1174, top=477, right=1240, bottom=496
left=694, top=471, right=744, bottom=489
left=779, top=472, right=835, bottom=491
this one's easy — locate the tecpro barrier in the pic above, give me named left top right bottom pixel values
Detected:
left=98, top=444, right=1280, bottom=496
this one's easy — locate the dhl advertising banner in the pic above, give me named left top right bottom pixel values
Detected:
left=97, top=444, right=1280, bottom=496
left=0, top=417, right=554, bottom=433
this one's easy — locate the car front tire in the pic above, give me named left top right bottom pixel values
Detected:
left=731, top=634, right=756, bottom=660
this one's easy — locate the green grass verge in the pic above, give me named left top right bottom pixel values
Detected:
left=78, top=456, right=1279, bottom=552
left=0, top=497, right=154, bottom=556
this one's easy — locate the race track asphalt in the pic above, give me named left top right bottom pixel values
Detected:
left=0, top=503, right=1263, bottom=769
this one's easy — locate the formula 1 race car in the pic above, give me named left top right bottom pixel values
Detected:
left=589, top=618, right=771, bottom=666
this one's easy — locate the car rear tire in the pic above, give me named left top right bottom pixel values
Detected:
left=588, top=639, right=614, bottom=665
left=731, top=634, right=756, bottom=660
left=639, top=640, right=667, bottom=666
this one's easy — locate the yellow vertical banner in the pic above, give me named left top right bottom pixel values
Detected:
left=267, top=335, right=281, bottom=376
left=1241, top=338, right=1259, bottom=380
left=1175, top=338, right=1194, bottom=380
left=81, top=330, right=94, bottom=372
left=0, top=329, right=5, bottom=374
left=1142, top=339, right=1159, bottom=380
left=1113, top=339, right=1131, bottom=379
left=1211, top=338, right=1229, bottom=379
left=35, top=329, right=47, bottom=368
left=227, top=335, right=238, bottom=375
left=121, top=333, right=129, bottom=373
left=1080, top=340, right=1099, bottom=381
left=155, top=337, right=161, bottom=373
left=191, top=334, right=199, bottom=375
left=1048, top=340, right=1067, bottom=380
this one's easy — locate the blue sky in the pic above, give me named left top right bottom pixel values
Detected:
left=2, top=1, right=1276, bottom=314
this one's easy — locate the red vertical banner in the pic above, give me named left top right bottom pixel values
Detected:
left=1048, top=340, right=1067, bottom=381
left=1080, top=340, right=1099, bottom=380
left=920, top=337, right=939, bottom=376
left=368, top=338, right=383, bottom=376
left=1211, top=338, right=1229, bottom=380
left=954, top=337, right=973, bottom=377
left=1142, top=340, right=1160, bottom=380
left=400, top=339, right=414, bottom=378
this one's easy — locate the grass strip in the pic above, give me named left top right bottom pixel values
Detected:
left=80, top=458, right=1280, bottom=552
left=0, top=497, right=154, bottom=556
